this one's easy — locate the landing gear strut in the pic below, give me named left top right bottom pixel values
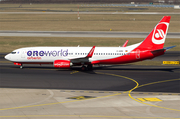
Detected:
left=81, top=65, right=86, bottom=71
left=81, top=64, right=93, bottom=71
left=87, top=64, right=93, bottom=70
left=20, top=64, right=23, bottom=69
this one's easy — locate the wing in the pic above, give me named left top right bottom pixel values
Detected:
left=69, top=46, right=95, bottom=63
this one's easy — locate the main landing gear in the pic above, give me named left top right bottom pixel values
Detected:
left=87, top=64, right=93, bottom=70
left=81, top=64, right=93, bottom=71
left=81, top=66, right=86, bottom=71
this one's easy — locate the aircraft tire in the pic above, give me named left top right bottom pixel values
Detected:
left=87, top=64, right=93, bottom=70
left=81, top=66, right=87, bottom=71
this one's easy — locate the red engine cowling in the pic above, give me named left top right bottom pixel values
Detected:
left=54, top=60, right=72, bottom=68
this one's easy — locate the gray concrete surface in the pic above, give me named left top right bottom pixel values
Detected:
left=0, top=88, right=179, bottom=119
left=0, top=31, right=179, bottom=38
left=0, top=12, right=180, bottom=15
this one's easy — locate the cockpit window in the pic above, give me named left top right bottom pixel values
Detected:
left=11, top=52, right=16, bottom=54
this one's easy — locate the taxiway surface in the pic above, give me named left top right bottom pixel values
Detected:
left=0, top=31, right=179, bottom=38
left=0, top=63, right=180, bottom=92
left=0, top=56, right=180, bottom=118
left=0, top=12, right=180, bottom=15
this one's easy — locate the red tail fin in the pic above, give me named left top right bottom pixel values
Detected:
left=137, top=16, right=171, bottom=50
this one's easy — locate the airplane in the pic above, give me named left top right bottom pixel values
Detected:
left=4, top=16, right=175, bottom=70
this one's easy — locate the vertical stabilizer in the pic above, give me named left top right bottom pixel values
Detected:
left=137, top=16, right=171, bottom=50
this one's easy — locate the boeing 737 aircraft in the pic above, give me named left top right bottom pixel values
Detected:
left=5, top=16, right=175, bottom=70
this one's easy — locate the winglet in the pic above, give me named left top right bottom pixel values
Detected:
left=86, top=46, right=95, bottom=58
left=122, top=40, right=129, bottom=47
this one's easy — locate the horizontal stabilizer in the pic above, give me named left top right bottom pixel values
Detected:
left=163, top=45, right=176, bottom=50
left=151, top=45, right=176, bottom=54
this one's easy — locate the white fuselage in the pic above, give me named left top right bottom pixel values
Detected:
left=5, top=43, right=140, bottom=64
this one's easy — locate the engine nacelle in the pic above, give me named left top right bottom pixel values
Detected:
left=14, top=62, right=22, bottom=66
left=54, top=60, right=72, bottom=68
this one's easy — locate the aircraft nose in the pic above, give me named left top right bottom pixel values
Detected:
left=4, top=54, right=11, bottom=60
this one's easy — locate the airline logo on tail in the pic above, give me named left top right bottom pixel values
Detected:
left=152, top=22, right=168, bottom=44
left=155, top=29, right=165, bottom=39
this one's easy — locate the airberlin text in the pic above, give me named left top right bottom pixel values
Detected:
left=27, top=49, right=68, bottom=57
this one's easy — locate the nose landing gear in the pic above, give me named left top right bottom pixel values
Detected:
left=20, top=64, right=23, bottom=69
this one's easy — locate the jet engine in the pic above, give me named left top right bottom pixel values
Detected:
left=54, top=60, right=72, bottom=68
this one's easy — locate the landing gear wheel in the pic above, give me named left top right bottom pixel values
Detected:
left=20, top=64, right=23, bottom=69
left=20, top=66, right=23, bottom=69
left=81, top=66, right=86, bottom=71
left=87, top=64, right=93, bottom=70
